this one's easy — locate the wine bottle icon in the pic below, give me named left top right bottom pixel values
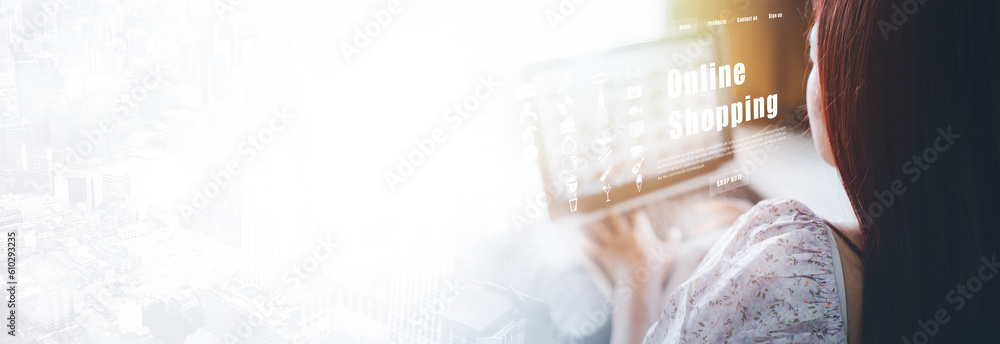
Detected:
left=632, top=157, right=645, bottom=174
left=597, top=89, right=608, bottom=127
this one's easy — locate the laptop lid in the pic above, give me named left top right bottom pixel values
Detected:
left=522, top=30, right=737, bottom=220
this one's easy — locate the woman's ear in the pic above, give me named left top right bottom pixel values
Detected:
left=806, top=23, right=836, bottom=167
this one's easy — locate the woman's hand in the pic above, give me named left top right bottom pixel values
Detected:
left=690, top=198, right=754, bottom=237
left=587, top=211, right=680, bottom=344
left=586, top=211, right=679, bottom=287
left=586, top=200, right=750, bottom=344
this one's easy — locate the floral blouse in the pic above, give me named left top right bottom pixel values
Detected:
left=643, top=199, right=848, bottom=344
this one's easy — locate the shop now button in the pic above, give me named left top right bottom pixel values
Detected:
left=709, top=169, right=750, bottom=196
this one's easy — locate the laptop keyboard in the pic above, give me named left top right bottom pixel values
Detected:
left=640, top=190, right=706, bottom=241
left=634, top=186, right=762, bottom=241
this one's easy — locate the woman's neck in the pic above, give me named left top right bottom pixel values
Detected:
left=830, top=220, right=864, bottom=344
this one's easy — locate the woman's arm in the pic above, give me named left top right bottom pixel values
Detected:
left=608, top=273, right=661, bottom=344
left=587, top=200, right=752, bottom=344
left=587, top=212, right=674, bottom=344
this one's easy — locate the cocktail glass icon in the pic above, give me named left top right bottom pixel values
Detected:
left=603, top=185, right=611, bottom=202
left=569, top=197, right=578, bottom=212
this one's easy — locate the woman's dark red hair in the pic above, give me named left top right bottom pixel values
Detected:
left=811, top=0, right=1000, bottom=342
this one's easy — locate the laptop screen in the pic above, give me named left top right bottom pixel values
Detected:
left=523, top=32, right=737, bottom=219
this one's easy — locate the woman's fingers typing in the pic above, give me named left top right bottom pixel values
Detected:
left=587, top=221, right=614, bottom=247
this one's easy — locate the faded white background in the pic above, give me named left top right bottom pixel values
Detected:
left=0, top=0, right=852, bottom=343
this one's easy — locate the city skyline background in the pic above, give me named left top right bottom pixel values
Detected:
left=0, top=0, right=784, bottom=343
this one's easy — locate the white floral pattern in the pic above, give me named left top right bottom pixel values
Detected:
left=643, top=199, right=846, bottom=344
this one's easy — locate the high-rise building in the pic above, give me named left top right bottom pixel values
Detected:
left=54, top=169, right=103, bottom=209
left=0, top=24, right=11, bottom=60
left=127, top=148, right=166, bottom=203
left=19, top=143, right=54, bottom=178
left=65, top=97, right=100, bottom=148
left=14, top=56, right=62, bottom=147
left=0, top=208, right=22, bottom=230
left=0, top=60, right=16, bottom=94
left=24, top=259, right=74, bottom=331
left=239, top=162, right=309, bottom=293
left=7, top=194, right=49, bottom=225
left=39, top=92, right=69, bottom=148
left=168, top=110, right=225, bottom=172
left=102, top=165, right=131, bottom=200
left=103, top=201, right=138, bottom=232
left=202, top=278, right=339, bottom=344
left=65, top=174, right=88, bottom=203
left=0, top=121, right=29, bottom=170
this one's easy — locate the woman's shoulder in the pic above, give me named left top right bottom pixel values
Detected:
left=644, top=198, right=847, bottom=344
left=712, top=198, right=835, bottom=256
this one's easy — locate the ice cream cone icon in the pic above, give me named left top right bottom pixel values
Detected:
left=636, top=175, right=643, bottom=192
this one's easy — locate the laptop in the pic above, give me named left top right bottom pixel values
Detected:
left=521, top=30, right=761, bottom=236
left=518, top=30, right=769, bottom=341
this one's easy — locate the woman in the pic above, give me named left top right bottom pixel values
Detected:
left=588, top=0, right=1000, bottom=343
